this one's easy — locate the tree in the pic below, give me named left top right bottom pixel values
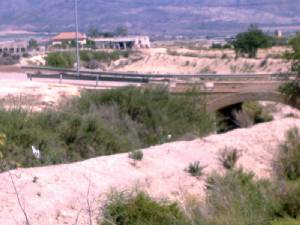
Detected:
left=115, top=26, right=128, bottom=36
left=285, top=32, right=300, bottom=74
left=87, top=27, right=100, bottom=37
left=232, top=25, right=272, bottom=58
left=279, top=33, right=300, bottom=101
left=28, top=38, right=38, bottom=50
left=85, top=39, right=96, bottom=49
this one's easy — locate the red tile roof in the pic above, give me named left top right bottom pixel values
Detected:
left=52, top=32, right=86, bottom=41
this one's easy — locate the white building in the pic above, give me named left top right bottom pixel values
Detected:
left=92, top=36, right=151, bottom=49
left=52, top=32, right=87, bottom=46
left=274, top=30, right=283, bottom=38
left=0, top=41, right=28, bottom=55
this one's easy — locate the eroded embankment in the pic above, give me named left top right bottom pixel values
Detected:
left=0, top=118, right=300, bottom=225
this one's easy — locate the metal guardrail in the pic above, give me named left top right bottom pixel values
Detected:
left=27, top=73, right=150, bottom=85
left=22, top=66, right=295, bottom=83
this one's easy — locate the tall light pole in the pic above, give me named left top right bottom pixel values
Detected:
left=74, top=0, right=80, bottom=75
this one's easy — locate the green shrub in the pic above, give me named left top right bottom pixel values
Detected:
left=205, top=168, right=281, bottom=225
left=45, top=51, right=129, bottom=68
left=276, top=127, right=300, bottom=181
left=271, top=218, right=300, bottom=225
left=74, top=87, right=214, bottom=146
left=100, top=191, right=191, bottom=225
left=242, top=101, right=273, bottom=123
left=279, top=81, right=300, bottom=102
left=80, top=50, right=130, bottom=63
left=186, top=161, right=205, bottom=177
left=284, top=32, right=300, bottom=74
left=128, top=150, right=143, bottom=161
left=45, top=52, right=75, bottom=68
left=277, top=180, right=300, bottom=218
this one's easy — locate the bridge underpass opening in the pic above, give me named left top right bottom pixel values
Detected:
left=216, top=103, right=243, bottom=133
left=214, top=99, right=299, bottom=134
left=206, top=91, right=300, bottom=133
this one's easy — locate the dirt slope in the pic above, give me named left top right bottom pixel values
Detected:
left=0, top=118, right=300, bottom=225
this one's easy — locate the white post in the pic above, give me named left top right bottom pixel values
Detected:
left=74, top=0, right=80, bottom=76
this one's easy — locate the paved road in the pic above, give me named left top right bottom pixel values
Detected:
left=0, top=72, right=140, bottom=89
left=0, top=72, right=27, bottom=81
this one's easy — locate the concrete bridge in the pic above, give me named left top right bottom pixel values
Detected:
left=22, top=66, right=299, bottom=112
left=170, top=80, right=300, bottom=112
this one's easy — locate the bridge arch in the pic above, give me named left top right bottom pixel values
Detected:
left=206, top=91, right=300, bottom=112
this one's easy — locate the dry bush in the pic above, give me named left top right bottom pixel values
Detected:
left=204, top=169, right=281, bottom=225
left=275, top=127, right=300, bottom=181
left=241, top=62, right=255, bottom=73
left=232, top=109, right=254, bottom=128
left=199, top=66, right=216, bottom=74
left=260, top=58, right=269, bottom=68
left=230, top=65, right=238, bottom=73
left=218, top=147, right=240, bottom=170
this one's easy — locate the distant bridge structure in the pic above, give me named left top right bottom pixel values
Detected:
left=22, top=66, right=300, bottom=112
left=171, top=80, right=300, bottom=112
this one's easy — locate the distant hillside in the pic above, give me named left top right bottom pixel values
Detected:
left=0, top=0, right=300, bottom=36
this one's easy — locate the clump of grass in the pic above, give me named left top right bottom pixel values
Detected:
left=100, top=191, right=191, bottom=225
left=218, top=147, right=239, bottom=170
left=241, top=62, right=255, bottom=73
left=186, top=161, right=205, bottom=177
left=199, top=66, right=216, bottom=74
left=230, top=65, right=238, bottom=73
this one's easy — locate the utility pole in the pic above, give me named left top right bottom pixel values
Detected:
left=74, top=0, right=80, bottom=75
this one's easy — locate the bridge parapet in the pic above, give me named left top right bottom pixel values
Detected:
left=206, top=91, right=300, bottom=113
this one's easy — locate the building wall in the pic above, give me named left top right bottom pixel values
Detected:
left=0, top=42, right=28, bottom=55
left=93, top=36, right=151, bottom=49
left=52, top=39, right=87, bottom=46
left=134, top=36, right=151, bottom=48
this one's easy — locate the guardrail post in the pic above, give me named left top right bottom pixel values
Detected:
left=96, top=75, right=99, bottom=87
left=59, top=74, right=62, bottom=84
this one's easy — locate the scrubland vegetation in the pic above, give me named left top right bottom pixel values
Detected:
left=45, top=50, right=131, bottom=68
left=0, top=87, right=213, bottom=171
left=99, top=127, right=300, bottom=225
left=0, top=84, right=280, bottom=172
left=0, top=53, right=20, bottom=65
